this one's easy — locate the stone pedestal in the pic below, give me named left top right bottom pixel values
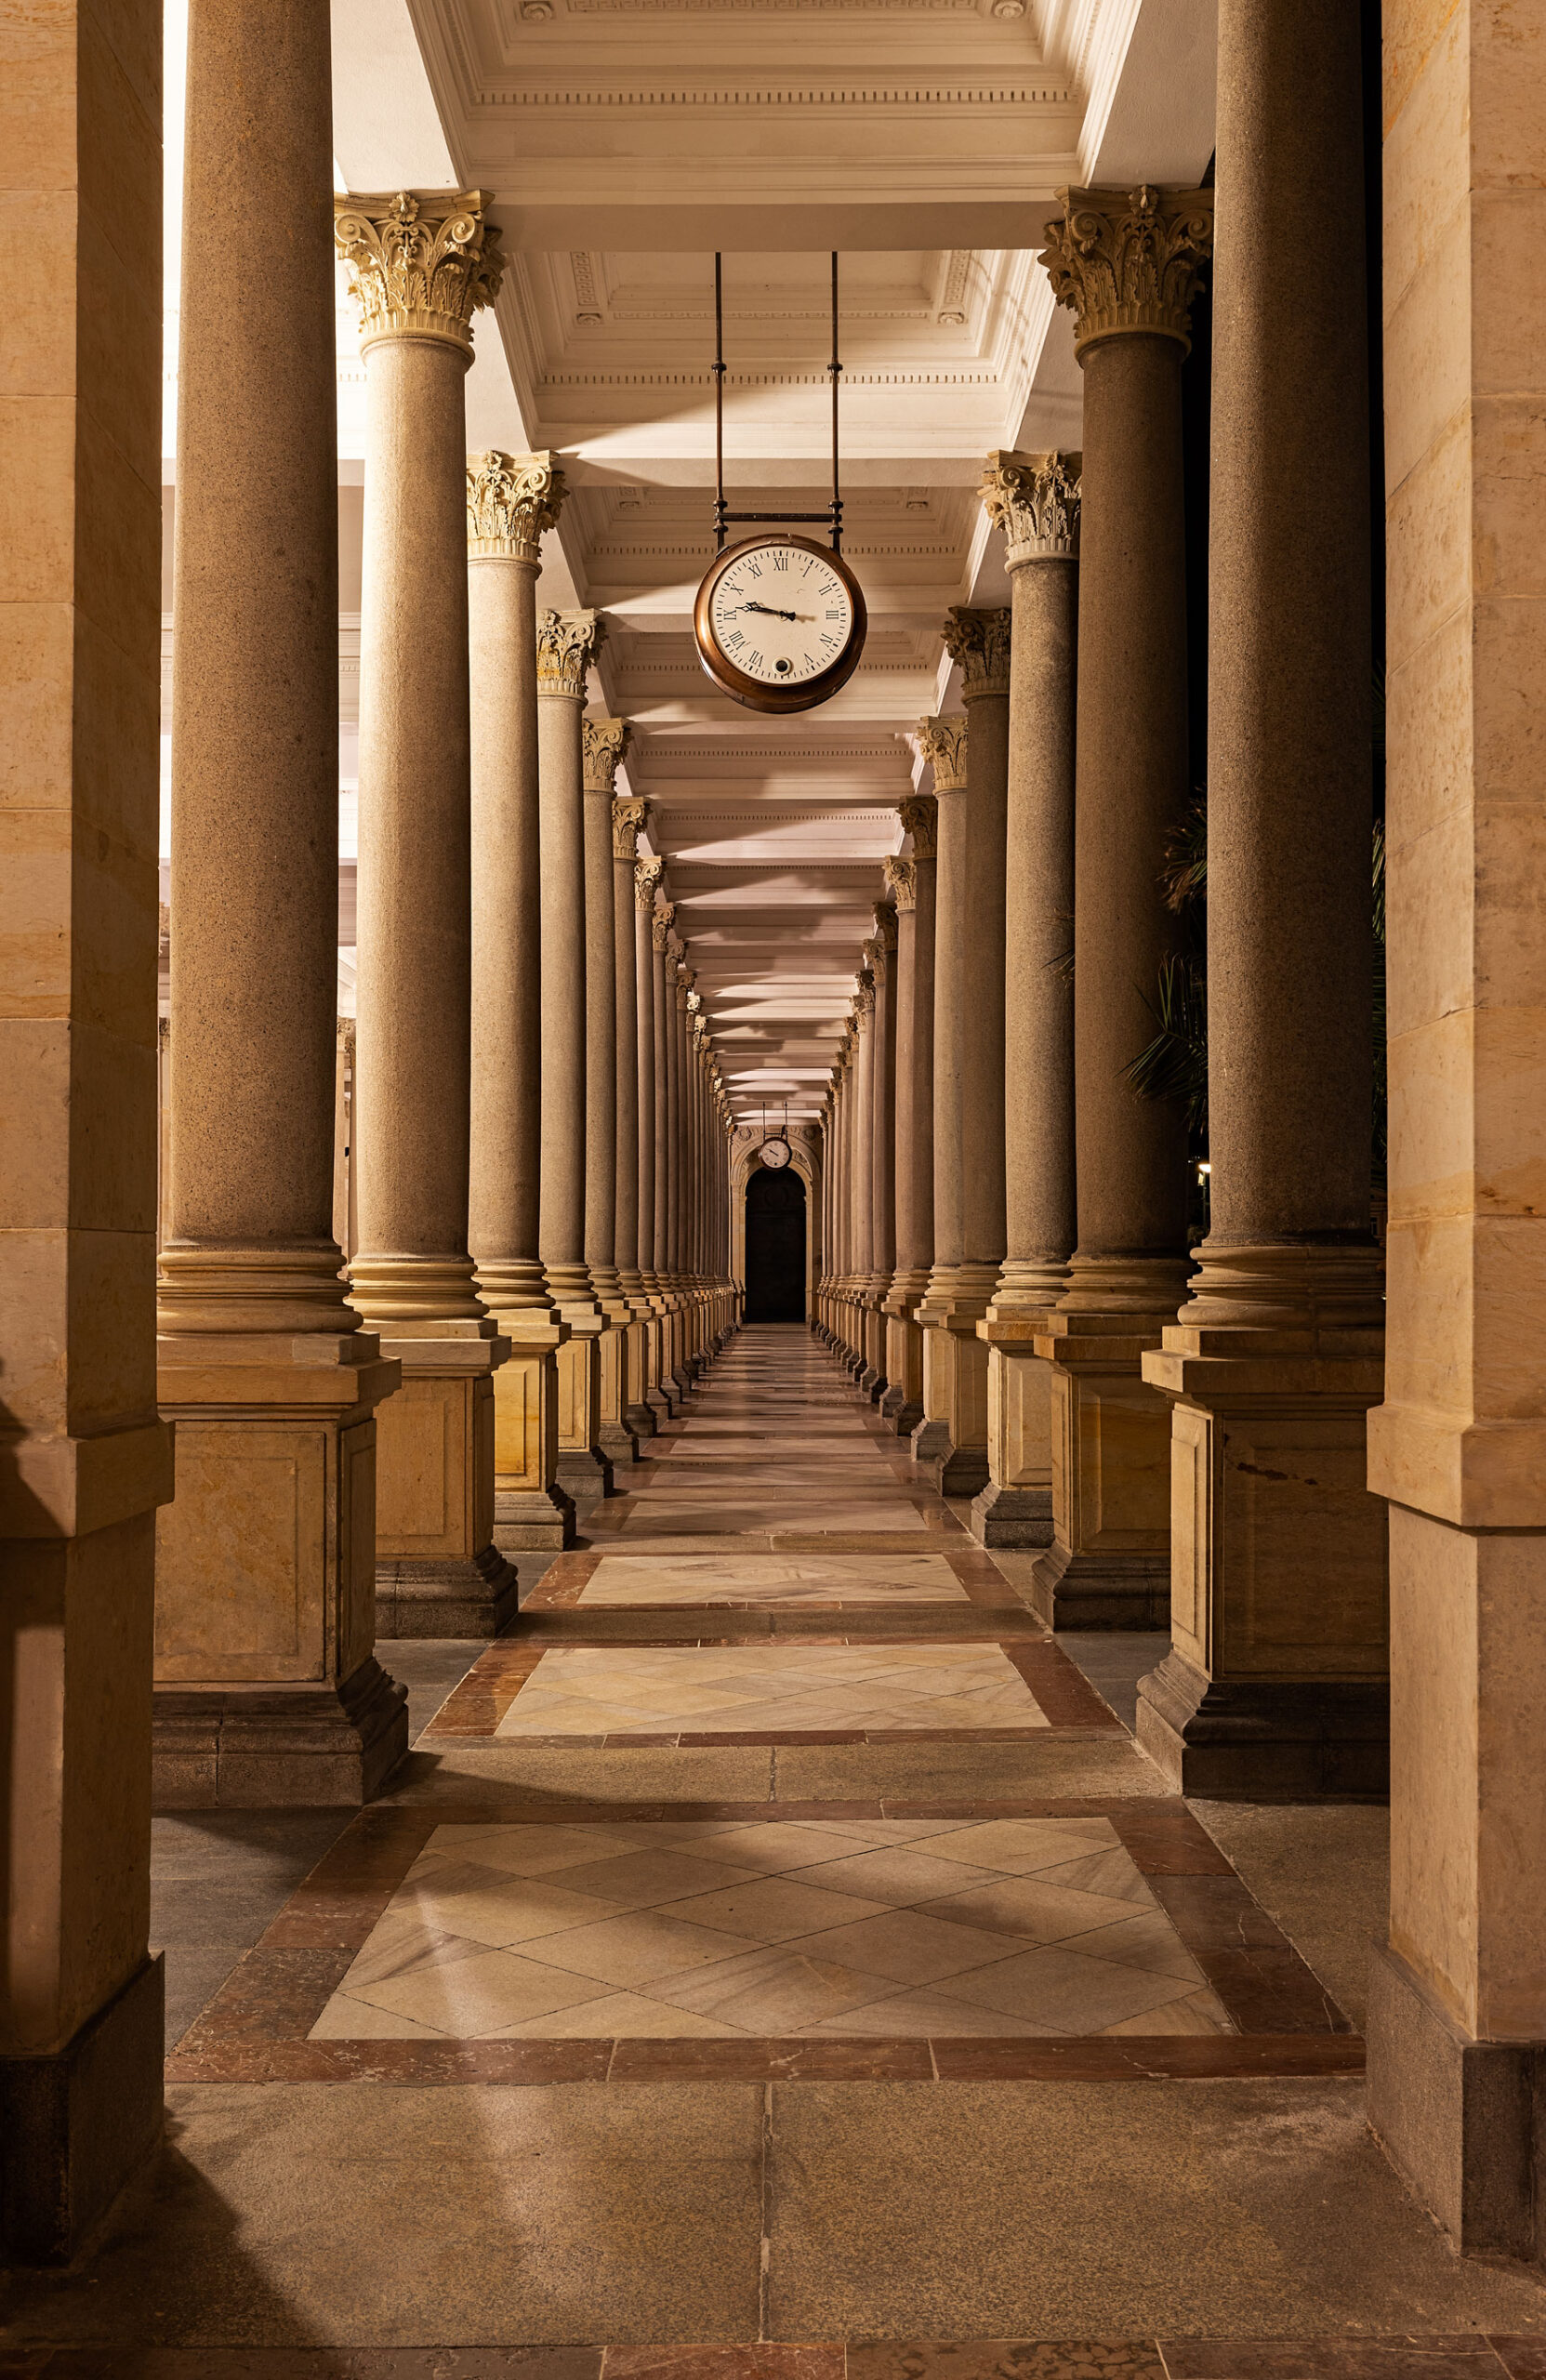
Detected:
left=915, top=1266, right=995, bottom=1497
left=972, top=1313, right=1058, bottom=1548
left=1029, top=1273, right=1190, bottom=1627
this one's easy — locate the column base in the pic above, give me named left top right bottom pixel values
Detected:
left=1368, top=1938, right=1546, bottom=2264
left=1135, top=1648, right=1389, bottom=1799
left=377, top=1544, right=518, bottom=1638
left=599, top=1421, right=641, bottom=1464
left=557, top=1447, right=614, bottom=1508
left=625, top=1401, right=657, bottom=1440
left=494, top=1483, right=575, bottom=1554
left=0, top=1953, right=165, bottom=2265
left=970, top=1480, right=1053, bottom=1548
left=1026, top=1539, right=1170, bottom=1631
left=879, top=1386, right=923, bottom=1433
left=858, top=1364, right=883, bottom=1401
left=152, top=1656, right=409, bottom=1805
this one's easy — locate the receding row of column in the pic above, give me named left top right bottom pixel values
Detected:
left=152, top=124, right=737, bottom=1802
left=818, top=56, right=1384, bottom=1801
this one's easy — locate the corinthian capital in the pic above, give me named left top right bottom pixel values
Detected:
left=614, top=797, right=649, bottom=859
left=980, top=449, right=1082, bottom=567
left=854, top=968, right=876, bottom=1022
left=897, top=794, right=938, bottom=857
left=635, top=854, right=665, bottom=910
left=467, top=450, right=566, bottom=561
left=914, top=716, right=968, bottom=794
left=651, top=898, right=675, bottom=952
left=583, top=715, right=632, bottom=794
left=883, top=855, right=917, bottom=912
left=872, top=899, right=898, bottom=952
left=536, top=608, right=605, bottom=697
left=943, top=606, right=1011, bottom=701
left=334, top=190, right=504, bottom=353
left=1039, top=184, right=1214, bottom=359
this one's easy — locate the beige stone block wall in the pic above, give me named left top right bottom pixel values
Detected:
left=0, top=0, right=170, bottom=2092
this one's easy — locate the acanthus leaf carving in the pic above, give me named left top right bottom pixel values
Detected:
left=536, top=607, right=606, bottom=696
left=943, top=605, right=1011, bottom=700
left=882, top=854, right=917, bottom=911
left=913, top=717, right=967, bottom=794
left=614, top=796, right=650, bottom=860
left=1038, top=184, right=1214, bottom=359
left=980, top=448, right=1082, bottom=566
left=635, top=853, right=665, bottom=910
left=334, top=190, right=505, bottom=352
left=582, top=714, right=632, bottom=794
left=467, top=450, right=567, bottom=560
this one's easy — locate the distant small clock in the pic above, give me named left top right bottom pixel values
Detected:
left=694, top=534, right=866, bottom=715
left=760, top=1135, right=792, bottom=1170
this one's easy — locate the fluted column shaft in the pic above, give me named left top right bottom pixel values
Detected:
left=1030, top=183, right=1213, bottom=1627
left=468, top=453, right=574, bottom=1554
left=153, top=13, right=408, bottom=1793
left=1137, top=4, right=1387, bottom=1796
left=338, top=183, right=514, bottom=1637
left=971, top=452, right=1081, bottom=1549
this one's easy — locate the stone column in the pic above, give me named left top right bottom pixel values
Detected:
left=971, top=453, right=1081, bottom=1549
left=614, top=799, right=656, bottom=1439
left=675, top=961, right=702, bottom=1376
left=0, top=0, right=171, bottom=2255
left=882, top=801, right=937, bottom=1432
left=581, top=716, right=638, bottom=1467
left=535, top=609, right=612, bottom=1505
left=912, top=715, right=985, bottom=1488
left=1029, top=182, right=1213, bottom=1626
left=335, top=189, right=514, bottom=1639
left=466, top=451, right=575, bottom=1554
left=1367, top=0, right=1546, bottom=2261
left=1139, top=11, right=1387, bottom=1796
left=651, top=903, right=682, bottom=1411
left=153, top=18, right=408, bottom=1796
left=864, top=906, right=898, bottom=1400
left=634, top=859, right=671, bottom=1422
left=841, top=966, right=865, bottom=1380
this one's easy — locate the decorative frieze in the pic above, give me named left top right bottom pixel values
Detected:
left=582, top=715, right=632, bottom=794
left=467, top=450, right=566, bottom=562
left=536, top=608, right=605, bottom=697
left=613, top=797, right=649, bottom=859
left=883, top=854, right=918, bottom=912
left=914, top=718, right=968, bottom=794
left=334, top=190, right=505, bottom=353
left=943, top=606, right=1012, bottom=701
left=980, top=449, right=1082, bottom=568
left=635, top=854, right=665, bottom=909
left=1038, top=184, right=1214, bottom=359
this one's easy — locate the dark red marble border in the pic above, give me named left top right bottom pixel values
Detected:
left=163, top=1796, right=1353, bottom=2081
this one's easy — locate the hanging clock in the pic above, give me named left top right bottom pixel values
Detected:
left=695, top=536, right=866, bottom=715
left=694, top=254, right=866, bottom=717
left=760, top=1133, right=792, bottom=1170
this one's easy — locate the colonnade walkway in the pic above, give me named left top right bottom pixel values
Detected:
left=7, top=1331, right=1546, bottom=2365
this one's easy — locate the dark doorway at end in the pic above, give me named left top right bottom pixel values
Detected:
left=744, top=1165, right=807, bottom=1322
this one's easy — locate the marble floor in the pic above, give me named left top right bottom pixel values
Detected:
left=13, top=1328, right=1542, bottom=2365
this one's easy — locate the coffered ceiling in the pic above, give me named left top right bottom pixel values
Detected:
left=165, top=0, right=1218, bottom=1121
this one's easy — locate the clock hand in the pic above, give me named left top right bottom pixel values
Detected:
left=741, top=600, right=798, bottom=622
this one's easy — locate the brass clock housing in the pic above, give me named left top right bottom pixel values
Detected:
left=694, top=534, right=867, bottom=716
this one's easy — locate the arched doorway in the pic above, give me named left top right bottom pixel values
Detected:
left=744, top=1165, right=807, bottom=1322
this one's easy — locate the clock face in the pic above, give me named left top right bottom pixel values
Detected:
left=695, top=536, right=867, bottom=714
left=760, top=1137, right=791, bottom=1170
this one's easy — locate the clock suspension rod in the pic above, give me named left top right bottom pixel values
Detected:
left=710, top=251, right=844, bottom=554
